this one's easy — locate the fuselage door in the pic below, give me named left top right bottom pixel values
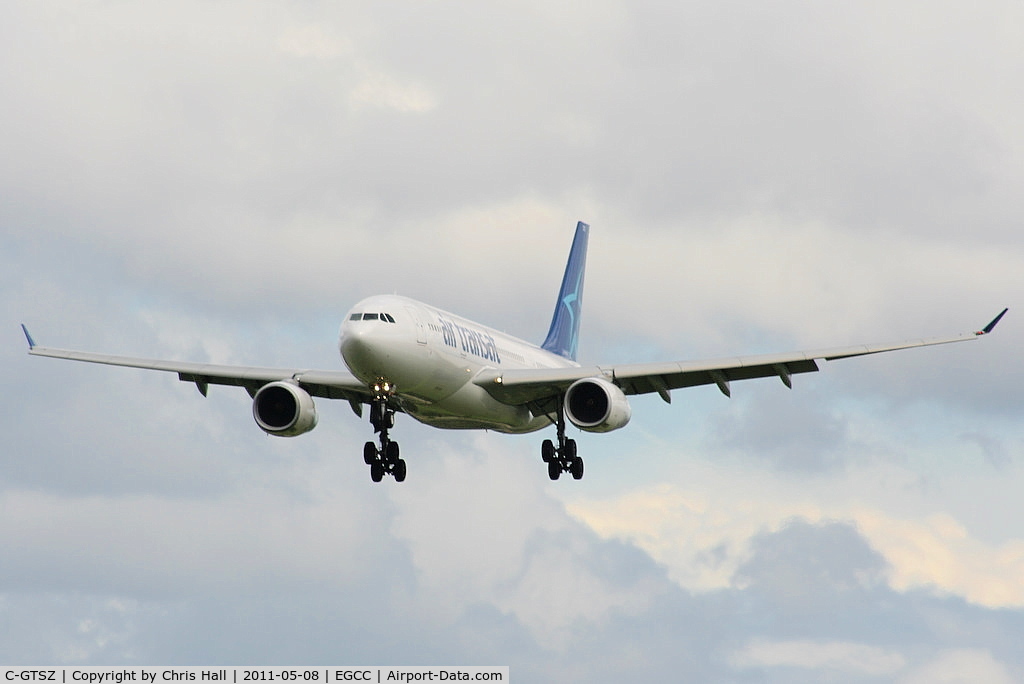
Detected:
left=405, top=306, right=428, bottom=345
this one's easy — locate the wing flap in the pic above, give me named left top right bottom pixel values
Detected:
left=615, top=357, right=821, bottom=396
left=473, top=366, right=603, bottom=405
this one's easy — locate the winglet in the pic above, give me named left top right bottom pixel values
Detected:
left=977, top=308, right=1008, bottom=336
left=21, top=324, right=37, bottom=349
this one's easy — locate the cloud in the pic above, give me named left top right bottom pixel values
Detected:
left=734, top=519, right=889, bottom=598
left=569, top=461, right=1024, bottom=611
left=897, top=649, right=1017, bottom=684
left=3, top=0, right=1023, bottom=680
left=388, top=435, right=664, bottom=646
left=733, top=639, right=907, bottom=677
left=349, top=72, right=438, bottom=114
left=277, top=25, right=352, bottom=60
left=710, top=385, right=853, bottom=472
left=858, top=511, right=1024, bottom=608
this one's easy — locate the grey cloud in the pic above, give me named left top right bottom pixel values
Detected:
left=958, top=431, right=1014, bottom=469
left=709, top=385, right=854, bottom=472
left=734, top=519, right=893, bottom=635
left=728, top=520, right=1024, bottom=683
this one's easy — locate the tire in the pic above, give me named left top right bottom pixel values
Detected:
left=548, top=460, right=561, bottom=481
left=385, top=440, right=400, bottom=463
left=370, top=462, right=385, bottom=482
left=394, top=459, right=407, bottom=483
left=541, top=439, right=555, bottom=462
left=564, top=438, right=577, bottom=460
left=570, top=456, right=584, bottom=480
left=364, top=442, right=377, bottom=465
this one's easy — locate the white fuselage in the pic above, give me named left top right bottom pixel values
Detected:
left=338, top=295, right=577, bottom=433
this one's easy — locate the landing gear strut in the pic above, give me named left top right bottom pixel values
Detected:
left=541, top=405, right=584, bottom=480
left=364, top=389, right=406, bottom=482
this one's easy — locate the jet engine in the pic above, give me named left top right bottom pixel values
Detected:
left=252, top=381, right=318, bottom=437
left=564, top=376, right=632, bottom=433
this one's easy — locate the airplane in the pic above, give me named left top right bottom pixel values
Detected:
left=22, top=222, right=1007, bottom=483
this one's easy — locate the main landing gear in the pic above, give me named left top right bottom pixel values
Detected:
left=364, top=391, right=407, bottom=483
left=541, top=408, right=584, bottom=481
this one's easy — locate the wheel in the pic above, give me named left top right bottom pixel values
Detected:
left=548, top=460, right=561, bottom=481
left=394, top=458, right=407, bottom=482
left=541, top=439, right=555, bottom=462
left=564, top=438, right=577, bottom=460
left=370, top=462, right=385, bottom=482
left=385, top=440, right=400, bottom=463
left=363, top=441, right=377, bottom=465
left=570, top=456, right=584, bottom=480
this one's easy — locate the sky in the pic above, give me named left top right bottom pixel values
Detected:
left=2, top=1, right=1023, bottom=680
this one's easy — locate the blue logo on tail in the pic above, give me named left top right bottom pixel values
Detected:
left=542, top=222, right=589, bottom=361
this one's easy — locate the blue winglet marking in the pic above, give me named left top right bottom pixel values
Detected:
left=542, top=221, right=589, bottom=361
left=979, top=308, right=1008, bottom=335
left=21, top=324, right=37, bottom=349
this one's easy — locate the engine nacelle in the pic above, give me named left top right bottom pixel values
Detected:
left=564, top=376, right=632, bottom=433
left=252, top=381, right=318, bottom=437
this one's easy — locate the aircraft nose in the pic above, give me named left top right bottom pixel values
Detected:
left=340, top=325, right=373, bottom=369
left=342, top=321, right=399, bottom=380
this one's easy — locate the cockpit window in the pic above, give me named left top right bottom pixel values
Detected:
left=350, top=312, right=396, bottom=322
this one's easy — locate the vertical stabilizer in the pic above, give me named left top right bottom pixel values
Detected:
left=542, top=221, right=589, bottom=361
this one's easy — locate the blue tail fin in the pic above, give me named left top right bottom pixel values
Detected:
left=542, top=221, right=589, bottom=361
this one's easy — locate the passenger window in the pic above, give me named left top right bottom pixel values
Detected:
left=363, top=313, right=379, bottom=320
left=349, top=313, right=362, bottom=321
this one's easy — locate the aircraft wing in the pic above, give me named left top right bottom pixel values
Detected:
left=21, top=325, right=370, bottom=403
left=474, top=309, right=1008, bottom=406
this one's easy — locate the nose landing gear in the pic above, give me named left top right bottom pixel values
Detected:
left=364, top=386, right=407, bottom=482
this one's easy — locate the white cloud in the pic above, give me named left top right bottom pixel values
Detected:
left=733, top=639, right=906, bottom=677
left=897, top=649, right=1017, bottom=684
left=859, top=512, right=1024, bottom=608
left=277, top=25, right=352, bottom=60
left=349, top=72, right=438, bottom=113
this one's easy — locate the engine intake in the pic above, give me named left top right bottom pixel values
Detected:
left=252, top=381, right=318, bottom=437
left=564, top=376, right=632, bottom=433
